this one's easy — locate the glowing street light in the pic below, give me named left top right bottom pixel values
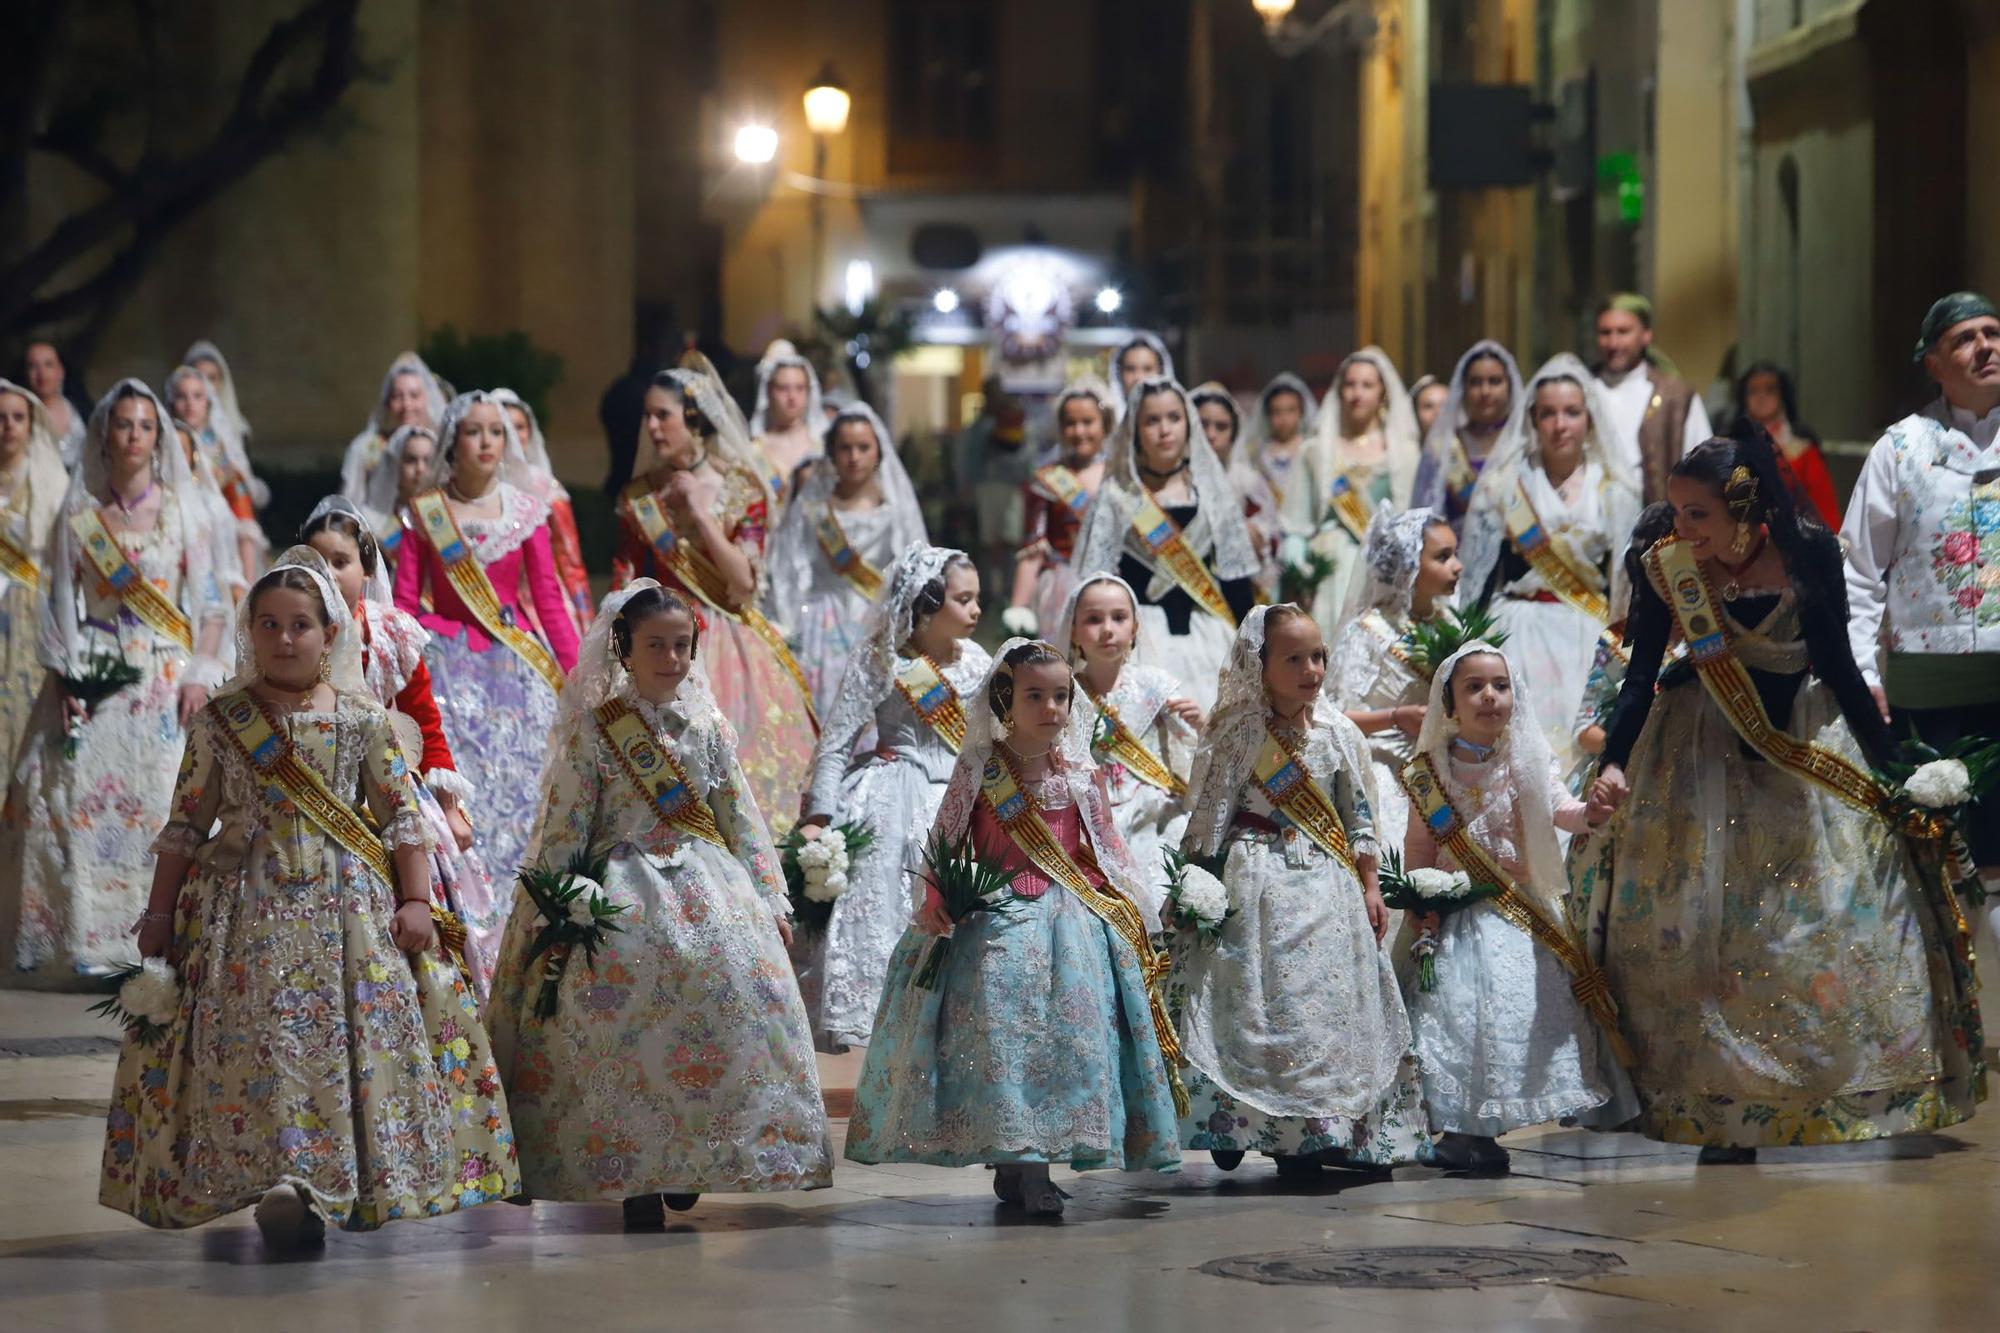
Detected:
left=933, top=288, right=960, bottom=314
left=733, top=123, right=778, bottom=165
left=803, top=64, right=852, bottom=136
left=1252, top=0, right=1297, bottom=33
left=1095, top=286, right=1123, bottom=315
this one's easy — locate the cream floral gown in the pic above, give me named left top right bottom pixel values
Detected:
left=482, top=686, right=832, bottom=1201
left=100, top=693, right=518, bottom=1230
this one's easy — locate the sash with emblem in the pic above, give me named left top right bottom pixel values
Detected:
left=1400, top=752, right=1634, bottom=1066
left=814, top=506, right=885, bottom=600
left=1248, top=727, right=1355, bottom=872
left=1323, top=471, right=1373, bottom=544
left=594, top=697, right=728, bottom=850
left=70, top=509, right=192, bottom=650
left=894, top=654, right=967, bottom=751
left=375, top=512, right=406, bottom=561
left=410, top=490, right=566, bottom=693
left=1503, top=480, right=1612, bottom=623
left=1444, top=436, right=1480, bottom=512
left=622, top=482, right=819, bottom=731
left=0, top=520, right=41, bottom=596
left=1079, top=681, right=1185, bottom=798
left=1035, top=464, right=1092, bottom=517
left=978, top=750, right=1188, bottom=1114
left=1129, top=491, right=1236, bottom=627
left=750, top=440, right=789, bottom=499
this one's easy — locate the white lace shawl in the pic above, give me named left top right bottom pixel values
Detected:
left=1413, top=340, right=1525, bottom=513
left=1073, top=377, right=1259, bottom=594
left=165, top=362, right=266, bottom=510
left=749, top=340, right=825, bottom=439
left=40, top=380, right=227, bottom=680
left=343, top=351, right=448, bottom=502
left=1181, top=604, right=1380, bottom=858
left=183, top=340, right=252, bottom=444
left=361, top=425, right=436, bottom=529
left=220, top=545, right=367, bottom=697
left=424, top=390, right=547, bottom=497
left=1244, top=371, right=1319, bottom=468
left=766, top=402, right=927, bottom=629
left=809, top=543, right=966, bottom=770
left=0, top=377, right=72, bottom=561
left=1342, top=502, right=1442, bottom=624
left=1315, top=346, right=1422, bottom=508
left=1457, top=353, right=1641, bottom=616
left=1412, top=640, right=1568, bottom=929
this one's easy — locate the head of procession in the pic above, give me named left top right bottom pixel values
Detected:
left=1916, top=290, right=2000, bottom=415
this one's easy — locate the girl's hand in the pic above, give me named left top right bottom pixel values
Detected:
left=663, top=469, right=702, bottom=515
left=136, top=913, right=173, bottom=960
left=1165, top=697, right=1205, bottom=731
left=62, top=693, right=90, bottom=726
left=177, top=684, right=208, bottom=729
left=873, top=745, right=898, bottom=763
left=917, top=886, right=953, bottom=937
left=1583, top=795, right=1614, bottom=828
left=1363, top=888, right=1389, bottom=943
left=796, top=817, right=828, bottom=841
left=1394, top=705, right=1425, bottom=738
left=774, top=914, right=795, bottom=949
left=1417, top=910, right=1442, bottom=938
left=444, top=805, right=475, bottom=853
left=1589, top=764, right=1629, bottom=812
left=391, top=900, right=435, bottom=955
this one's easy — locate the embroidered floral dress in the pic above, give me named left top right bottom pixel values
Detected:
left=614, top=474, right=817, bottom=838
left=99, top=694, right=518, bottom=1229
left=1327, top=607, right=1428, bottom=860
left=1174, top=707, right=1429, bottom=1164
left=0, top=450, right=63, bottom=807
left=1082, top=664, right=1194, bottom=926
left=10, top=490, right=224, bottom=974
left=394, top=482, right=580, bottom=887
left=844, top=763, right=1182, bottom=1171
left=483, top=687, right=832, bottom=1201
left=796, top=644, right=991, bottom=1050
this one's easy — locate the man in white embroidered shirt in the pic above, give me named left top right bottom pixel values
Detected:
left=1592, top=293, right=1713, bottom=504
left=1841, top=290, right=2000, bottom=895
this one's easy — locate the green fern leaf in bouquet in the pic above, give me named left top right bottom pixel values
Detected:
left=910, top=826, right=1020, bottom=989
left=1404, top=604, right=1509, bottom=681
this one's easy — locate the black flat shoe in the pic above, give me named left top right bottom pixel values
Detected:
left=1697, top=1145, right=1757, bottom=1165
left=622, top=1194, right=665, bottom=1230
left=662, top=1193, right=700, bottom=1212
left=1209, top=1149, right=1245, bottom=1171
left=1272, top=1153, right=1320, bottom=1182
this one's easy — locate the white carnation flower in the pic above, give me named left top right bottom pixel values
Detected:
left=820, top=829, right=848, bottom=858
left=1405, top=867, right=1470, bottom=898
left=1905, top=758, right=1971, bottom=809
left=797, top=840, right=831, bottom=871
left=1175, top=865, right=1229, bottom=924
left=804, top=868, right=849, bottom=904
left=567, top=896, right=598, bottom=927
left=120, top=957, right=180, bottom=1027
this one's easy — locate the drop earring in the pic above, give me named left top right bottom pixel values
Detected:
left=317, top=652, right=332, bottom=683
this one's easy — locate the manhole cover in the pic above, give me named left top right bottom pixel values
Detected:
left=1200, top=1245, right=1626, bottom=1289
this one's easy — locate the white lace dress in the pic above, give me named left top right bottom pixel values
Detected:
left=1326, top=608, right=1427, bottom=861
left=766, top=499, right=905, bottom=716
left=1402, top=749, right=1637, bottom=1136
left=796, top=642, right=992, bottom=1049
left=1083, top=664, right=1193, bottom=927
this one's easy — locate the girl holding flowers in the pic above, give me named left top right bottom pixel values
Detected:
left=1173, top=603, right=1430, bottom=1178
left=1397, top=642, right=1637, bottom=1173
left=482, top=581, right=831, bottom=1228
left=844, top=639, right=1184, bottom=1217
left=100, top=547, right=516, bottom=1245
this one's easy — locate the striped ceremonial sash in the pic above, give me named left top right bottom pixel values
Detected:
left=894, top=654, right=967, bottom=751
left=410, top=490, right=565, bottom=693
left=1130, top=492, right=1235, bottom=627
left=1079, top=681, right=1185, bottom=797
left=813, top=506, right=885, bottom=600
left=71, top=509, right=192, bottom=650
left=1503, top=480, right=1611, bottom=623
left=594, top=697, right=728, bottom=850
left=1249, top=728, right=1355, bottom=873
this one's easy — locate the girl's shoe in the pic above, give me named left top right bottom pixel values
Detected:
left=662, top=1193, right=700, bottom=1212
left=992, top=1165, right=1023, bottom=1204
left=1017, top=1165, right=1069, bottom=1218
left=622, top=1194, right=666, bottom=1230
left=1209, top=1149, right=1246, bottom=1171
left=1467, top=1137, right=1512, bottom=1174
left=1697, top=1145, right=1758, bottom=1165
left=254, top=1184, right=325, bottom=1246
left=1271, top=1153, right=1320, bottom=1182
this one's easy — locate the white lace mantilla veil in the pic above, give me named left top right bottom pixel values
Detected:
left=362, top=424, right=436, bottom=526
left=183, top=340, right=252, bottom=443
left=667, top=355, right=767, bottom=490
left=1110, top=332, right=1176, bottom=412
left=220, top=544, right=367, bottom=699
left=168, top=357, right=268, bottom=509
left=1052, top=570, right=1149, bottom=663
left=305, top=493, right=396, bottom=608
left=0, top=376, right=72, bottom=552
left=1414, top=340, right=1524, bottom=510
left=423, top=390, right=544, bottom=496
left=537, top=578, right=729, bottom=807
left=1181, top=604, right=1378, bottom=860
left=924, top=637, right=1146, bottom=902
left=1456, top=352, right=1641, bottom=617
left=1074, top=376, right=1259, bottom=593
left=40, top=380, right=226, bottom=680
left=1341, top=502, right=1443, bottom=625
left=813, top=543, right=964, bottom=761
left=1243, top=371, right=1319, bottom=468
left=343, top=352, right=449, bottom=502
left=488, top=388, right=568, bottom=499
left=1412, top=640, right=1568, bottom=929
left=767, top=401, right=928, bottom=629
left=1318, top=346, right=1422, bottom=507
left=748, top=340, right=825, bottom=439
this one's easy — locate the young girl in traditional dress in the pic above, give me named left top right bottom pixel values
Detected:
left=10, top=381, right=230, bottom=975
left=1583, top=435, right=1983, bottom=1162
left=766, top=402, right=929, bottom=714
left=612, top=362, right=817, bottom=837
left=845, top=639, right=1184, bottom=1217
left=394, top=391, right=581, bottom=887
left=748, top=340, right=825, bottom=509
left=493, top=389, right=594, bottom=627
left=1459, top=354, right=1641, bottom=775
left=1110, top=331, right=1175, bottom=406
left=1328, top=506, right=1461, bottom=864
left=484, top=582, right=832, bottom=1228
left=184, top=340, right=256, bottom=452
left=0, top=381, right=69, bottom=784
left=796, top=545, right=988, bottom=1049
left=1412, top=341, right=1522, bottom=532
left=1006, top=376, right=1115, bottom=638
left=165, top=365, right=267, bottom=583
left=1245, top=373, right=1318, bottom=539
left=360, top=424, right=437, bottom=582
left=303, top=497, right=503, bottom=994
left=1191, top=382, right=1281, bottom=596
left=1074, top=378, right=1258, bottom=712
left=1300, top=348, right=1424, bottom=633
left=342, top=351, right=448, bottom=507
left=1174, top=604, right=1429, bottom=1177
left=100, top=546, right=516, bottom=1244
left=1056, top=572, right=1201, bottom=923
left=1399, top=642, right=1638, bottom=1173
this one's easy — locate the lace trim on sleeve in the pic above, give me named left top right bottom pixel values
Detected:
left=150, top=823, right=209, bottom=857
left=379, top=805, right=433, bottom=853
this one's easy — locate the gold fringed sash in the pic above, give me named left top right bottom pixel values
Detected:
left=72, top=509, right=193, bottom=650
left=1079, top=681, right=1185, bottom=797
left=0, top=528, right=42, bottom=595
left=979, top=751, right=1188, bottom=1115
left=1036, top=464, right=1092, bottom=517
left=594, top=698, right=728, bottom=850
left=1130, top=492, right=1236, bottom=627
left=813, top=507, right=885, bottom=600
left=623, top=485, right=819, bottom=732
left=1249, top=728, right=1356, bottom=873
left=1324, top=472, right=1373, bottom=544
left=1503, top=481, right=1611, bottom=623
left=894, top=654, right=967, bottom=751
left=1445, top=436, right=1479, bottom=511
left=1400, top=753, right=1635, bottom=1066
left=409, top=490, right=566, bottom=694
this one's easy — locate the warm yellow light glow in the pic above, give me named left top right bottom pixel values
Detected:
left=734, top=123, right=778, bottom=165
left=1252, top=0, right=1296, bottom=32
left=803, top=84, right=851, bottom=136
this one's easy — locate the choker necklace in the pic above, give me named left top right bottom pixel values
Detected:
left=447, top=478, right=498, bottom=504
left=1137, top=459, right=1190, bottom=483
left=672, top=446, right=710, bottom=475
left=111, top=476, right=156, bottom=514
left=1004, top=742, right=1054, bottom=762
left=1451, top=735, right=1496, bottom=760
left=1714, top=533, right=1768, bottom=601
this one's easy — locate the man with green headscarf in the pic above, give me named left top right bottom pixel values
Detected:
left=1592, top=293, right=1713, bottom=504
left=1842, top=291, right=2000, bottom=901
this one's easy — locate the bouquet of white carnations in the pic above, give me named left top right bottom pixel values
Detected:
left=88, top=957, right=180, bottom=1047
left=1378, top=849, right=1502, bottom=991
left=1161, top=849, right=1233, bottom=948
left=518, top=849, right=625, bottom=1019
left=779, top=821, right=875, bottom=940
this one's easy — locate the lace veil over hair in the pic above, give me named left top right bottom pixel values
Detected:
left=165, top=360, right=268, bottom=510
left=40, top=380, right=226, bottom=681
left=223, top=545, right=367, bottom=698
left=363, top=424, right=437, bottom=524
left=305, top=493, right=395, bottom=609
left=1318, top=346, right=1422, bottom=506
left=1048, top=374, right=1119, bottom=463
left=1413, top=340, right=1524, bottom=512
left=1343, top=503, right=1444, bottom=624
left=342, top=352, right=449, bottom=502
left=1074, top=376, right=1258, bottom=593
left=1243, top=371, right=1318, bottom=467
left=0, top=376, right=73, bottom=553
left=812, top=544, right=965, bottom=761
left=1110, top=332, right=1176, bottom=404
left=183, top=340, right=252, bottom=444
left=424, top=390, right=544, bottom=495
left=766, top=401, right=927, bottom=628
left=749, top=340, right=825, bottom=439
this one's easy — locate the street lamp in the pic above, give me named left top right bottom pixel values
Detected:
left=804, top=63, right=850, bottom=311
left=733, top=123, right=778, bottom=165
left=1250, top=0, right=1376, bottom=55
left=1252, top=0, right=1296, bottom=32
